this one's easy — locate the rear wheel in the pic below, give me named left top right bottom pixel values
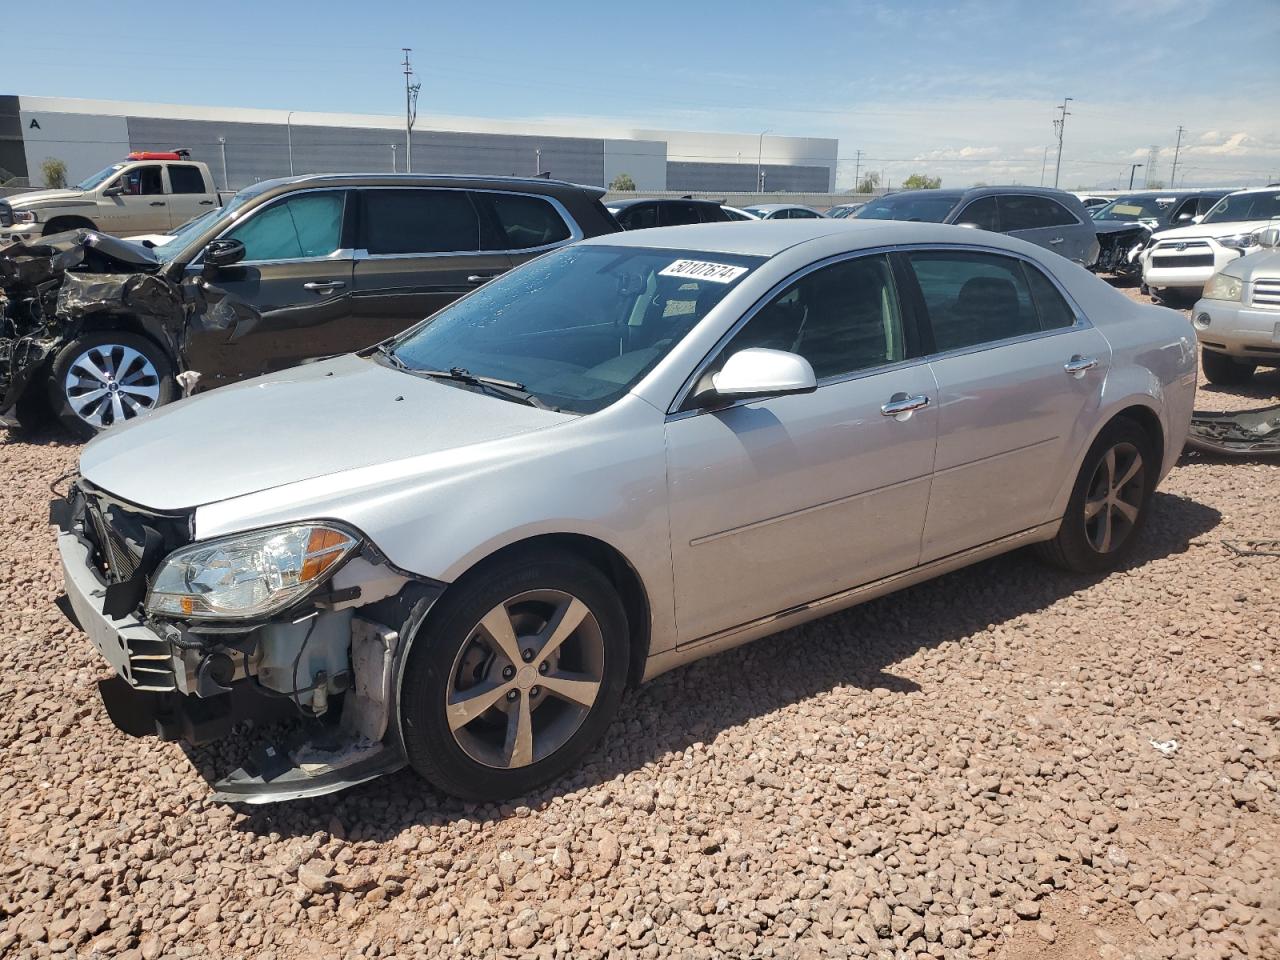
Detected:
left=48, top=331, right=176, bottom=439
left=399, top=550, right=629, bottom=801
left=1201, top=348, right=1256, bottom=386
left=1036, top=418, right=1157, bottom=574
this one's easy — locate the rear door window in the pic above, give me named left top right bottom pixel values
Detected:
left=225, top=191, right=345, bottom=261
left=660, top=202, right=705, bottom=227
left=167, top=165, right=206, bottom=194
left=360, top=189, right=480, bottom=255
left=620, top=204, right=658, bottom=230
left=955, top=195, right=1000, bottom=231
left=905, top=250, right=1041, bottom=351
left=998, top=195, right=1078, bottom=231
left=481, top=193, right=571, bottom=250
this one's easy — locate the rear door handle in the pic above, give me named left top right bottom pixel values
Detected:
left=303, top=280, right=346, bottom=293
left=1048, top=237, right=1065, bottom=245
left=148, top=201, right=166, bottom=207
left=466, top=273, right=500, bottom=285
left=1064, top=355, right=1097, bottom=378
left=881, top=392, right=930, bottom=418
left=198, top=199, right=215, bottom=205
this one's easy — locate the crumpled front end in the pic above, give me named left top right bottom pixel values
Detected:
left=50, top=478, right=444, bottom=803
left=1092, top=223, right=1151, bottom=277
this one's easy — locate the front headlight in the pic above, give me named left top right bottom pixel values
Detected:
left=11, top=210, right=37, bottom=224
left=1203, top=274, right=1244, bottom=302
left=1219, top=233, right=1260, bottom=252
left=145, top=523, right=358, bottom=620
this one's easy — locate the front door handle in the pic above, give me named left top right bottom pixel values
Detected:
left=303, top=280, right=346, bottom=293
left=881, top=392, right=930, bottom=418
left=1064, top=355, right=1097, bottom=378
left=466, top=273, right=500, bottom=285
left=1048, top=237, right=1065, bottom=245
left=148, top=201, right=166, bottom=207
left=198, top=199, right=215, bottom=205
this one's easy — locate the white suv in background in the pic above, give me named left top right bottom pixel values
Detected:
left=1141, top=187, right=1280, bottom=302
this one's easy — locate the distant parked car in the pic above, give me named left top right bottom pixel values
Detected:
left=826, top=202, right=867, bottom=219
left=853, top=186, right=1101, bottom=266
left=1191, top=227, right=1280, bottom=383
left=1141, top=188, right=1280, bottom=302
left=720, top=205, right=760, bottom=221
left=743, top=203, right=824, bottom=220
left=607, top=197, right=731, bottom=229
left=55, top=218, right=1195, bottom=802
left=1092, top=190, right=1229, bottom=231
left=0, top=174, right=620, bottom=436
left=1077, top=195, right=1112, bottom=210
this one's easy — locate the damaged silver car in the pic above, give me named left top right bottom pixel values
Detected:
left=53, top=220, right=1196, bottom=803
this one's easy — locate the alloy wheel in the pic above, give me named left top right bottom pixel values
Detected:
left=1083, top=441, right=1145, bottom=554
left=445, top=589, right=605, bottom=769
left=63, top=343, right=161, bottom=428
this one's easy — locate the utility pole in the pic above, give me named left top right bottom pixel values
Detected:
left=1128, top=163, right=1143, bottom=190
left=853, top=149, right=863, bottom=191
left=1052, top=97, right=1072, bottom=189
left=1040, top=146, right=1049, bottom=186
left=1168, top=125, right=1185, bottom=189
left=1144, top=145, right=1159, bottom=187
left=402, top=48, right=421, bottom=173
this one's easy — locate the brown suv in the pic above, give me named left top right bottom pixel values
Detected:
left=0, top=174, right=619, bottom=436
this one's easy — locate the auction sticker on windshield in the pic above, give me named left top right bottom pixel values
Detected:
left=659, top=259, right=749, bottom=283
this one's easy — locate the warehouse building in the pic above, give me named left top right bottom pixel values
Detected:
left=0, top=95, right=838, bottom=193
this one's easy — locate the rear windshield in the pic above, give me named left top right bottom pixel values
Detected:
left=1201, top=192, right=1280, bottom=225
left=853, top=194, right=960, bottom=222
left=389, top=245, right=763, bottom=414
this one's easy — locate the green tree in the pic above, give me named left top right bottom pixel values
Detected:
left=41, top=157, right=68, bottom=189
left=902, top=173, right=942, bottom=190
left=1146, top=179, right=1166, bottom=189
left=609, top=172, right=636, bottom=191
left=856, top=171, right=881, bottom=193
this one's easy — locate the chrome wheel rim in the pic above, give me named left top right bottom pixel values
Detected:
left=64, top=343, right=161, bottom=428
left=445, top=589, right=604, bottom=769
left=1084, top=441, right=1145, bottom=553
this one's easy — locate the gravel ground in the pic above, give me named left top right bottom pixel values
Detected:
left=1, top=285, right=1277, bottom=960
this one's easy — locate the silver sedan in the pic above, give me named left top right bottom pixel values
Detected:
left=57, top=219, right=1197, bottom=802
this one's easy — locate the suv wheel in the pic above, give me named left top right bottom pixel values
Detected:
left=48, top=332, right=176, bottom=439
left=399, top=550, right=629, bottom=801
left=1200, top=348, right=1256, bottom=386
left=1036, top=417, right=1157, bottom=574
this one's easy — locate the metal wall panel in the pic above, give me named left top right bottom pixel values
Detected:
left=666, top=161, right=833, bottom=193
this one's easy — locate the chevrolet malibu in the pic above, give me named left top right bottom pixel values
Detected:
left=53, top=220, right=1197, bottom=803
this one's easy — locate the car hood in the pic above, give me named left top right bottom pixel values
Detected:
left=78, top=353, right=576, bottom=512
left=1093, top=220, right=1151, bottom=236
left=1221, top=247, right=1280, bottom=281
left=1150, top=219, right=1276, bottom=241
left=9, top=188, right=88, bottom=207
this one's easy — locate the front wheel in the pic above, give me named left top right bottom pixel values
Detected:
left=1036, top=418, right=1157, bottom=574
left=399, top=550, right=630, bottom=801
left=1200, top=348, right=1256, bottom=386
left=48, top=331, right=176, bottom=439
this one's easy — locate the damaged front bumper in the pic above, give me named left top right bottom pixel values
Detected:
left=1187, top=404, right=1280, bottom=456
left=51, top=483, right=439, bottom=803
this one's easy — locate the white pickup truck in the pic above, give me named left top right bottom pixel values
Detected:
left=0, top=151, right=228, bottom=246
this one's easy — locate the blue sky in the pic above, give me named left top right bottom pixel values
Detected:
left=8, top=0, right=1279, bottom=189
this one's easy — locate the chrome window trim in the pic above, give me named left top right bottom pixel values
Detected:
left=352, top=185, right=581, bottom=260
left=665, top=241, right=1092, bottom=418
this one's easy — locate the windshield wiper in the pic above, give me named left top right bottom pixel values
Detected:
left=418, top=367, right=554, bottom=410
left=374, top=342, right=408, bottom=371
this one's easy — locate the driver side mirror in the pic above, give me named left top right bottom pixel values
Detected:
left=1259, top=227, right=1280, bottom=248
left=1175, top=211, right=1194, bottom=222
left=102, top=183, right=123, bottom=197
left=692, top=348, right=817, bottom=408
left=201, top=238, right=246, bottom=273
left=1192, top=214, right=1205, bottom=224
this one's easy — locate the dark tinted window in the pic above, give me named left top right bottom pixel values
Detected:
left=116, top=165, right=163, bottom=196
left=485, top=193, right=571, bottom=249
left=853, top=194, right=960, bottom=222
left=1197, top=195, right=1223, bottom=215
left=361, top=189, right=479, bottom=255
left=226, top=192, right=344, bottom=261
left=1022, top=263, right=1076, bottom=330
left=698, top=204, right=730, bottom=223
left=789, top=208, right=822, bottom=219
left=906, top=251, right=1040, bottom=351
left=659, top=202, right=704, bottom=227
left=722, top=254, right=905, bottom=380
left=617, top=204, right=657, bottom=230
left=956, top=195, right=1000, bottom=231
left=167, top=165, right=206, bottom=194
left=998, top=195, right=1078, bottom=230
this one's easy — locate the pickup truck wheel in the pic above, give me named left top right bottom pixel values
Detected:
left=399, top=550, right=629, bottom=801
left=42, top=216, right=95, bottom=236
left=1035, top=417, right=1157, bottom=574
left=1200, top=348, right=1256, bottom=386
left=48, top=332, right=176, bottom=439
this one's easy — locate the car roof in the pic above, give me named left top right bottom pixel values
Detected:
left=577, top=218, right=1025, bottom=258
left=745, top=203, right=817, bottom=212
left=249, top=172, right=606, bottom=198
left=606, top=196, right=721, bottom=209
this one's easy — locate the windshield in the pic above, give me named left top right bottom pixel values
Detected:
left=852, top=194, right=960, bottom=222
left=75, top=163, right=127, bottom=191
left=389, top=244, right=763, bottom=414
left=1092, top=196, right=1174, bottom=222
left=1202, top=191, right=1280, bottom=225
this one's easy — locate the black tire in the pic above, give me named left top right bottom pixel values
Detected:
left=47, top=331, right=176, bottom=440
left=1200, top=348, right=1256, bottom=386
left=1036, top=417, right=1158, bottom=574
left=42, top=216, right=96, bottom=236
left=399, top=549, right=629, bottom=801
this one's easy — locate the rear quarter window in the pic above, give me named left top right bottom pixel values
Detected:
left=483, top=193, right=572, bottom=250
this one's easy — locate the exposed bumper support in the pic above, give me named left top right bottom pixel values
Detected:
left=1187, top=404, right=1280, bottom=456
